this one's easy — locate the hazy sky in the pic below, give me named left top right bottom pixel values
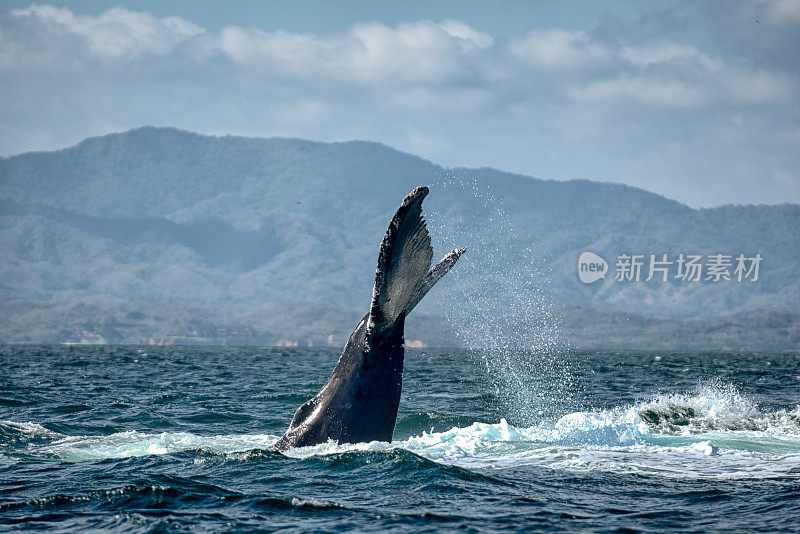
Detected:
left=1, top=1, right=798, bottom=207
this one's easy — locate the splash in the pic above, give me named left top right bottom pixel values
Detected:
left=426, top=171, right=570, bottom=424
left=291, top=383, right=800, bottom=479
left=634, top=382, right=800, bottom=436
left=5, top=385, right=800, bottom=480
left=39, top=430, right=277, bottom=462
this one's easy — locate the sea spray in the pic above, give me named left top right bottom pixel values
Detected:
left=426, top=171, right=572, bottom=424
left=19, top=383, right=800, bottom=479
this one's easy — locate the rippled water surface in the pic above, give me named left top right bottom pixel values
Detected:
left=2, top=345, right=799, bottom=532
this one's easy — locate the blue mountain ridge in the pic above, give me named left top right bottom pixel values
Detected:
left=1, top=126, right=798, bottom=322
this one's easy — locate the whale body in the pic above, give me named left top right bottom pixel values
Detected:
left=273, top=186, right=464, bottom=451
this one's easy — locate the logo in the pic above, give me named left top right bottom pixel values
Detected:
left=577, top=251, right=762, bottom=284
left=578, top=251, right=608, bottom=284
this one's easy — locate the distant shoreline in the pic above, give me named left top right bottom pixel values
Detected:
left=2, top=301, right=797, bottom=352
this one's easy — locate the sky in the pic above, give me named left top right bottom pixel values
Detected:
left=0, top=0, right=798, bottom=207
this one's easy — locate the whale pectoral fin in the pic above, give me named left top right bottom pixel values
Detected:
left=367, top=186, right=434, bottom=337
left=405, top=247, right=466, bottom=315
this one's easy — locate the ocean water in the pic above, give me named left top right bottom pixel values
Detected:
left=1, top=345, right=799, bottom=532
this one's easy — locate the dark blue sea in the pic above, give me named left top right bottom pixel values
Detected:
left=1, top=345, right=799, bottom=532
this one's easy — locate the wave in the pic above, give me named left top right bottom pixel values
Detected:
left=635, top=384, right=800, bottom=436
left=42, top=431, right=278, bottom=462
left=0, top=481, right=352, bottom=516
left=0, top=420, right=63, bottom=444
left=4, top=384, right=800, bottom=479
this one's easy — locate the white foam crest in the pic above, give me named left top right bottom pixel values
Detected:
left=396, top=415, right=800, bottom=478
left=17, top=420, right=798, bottom=480
left=769, top=405, right=800, bottom=434
left=280, top=437, right=395, bottom=459
left=290, top=497, right=336, bottom=509
left=634, top=383, right=800, bottom=436
left=0, top=419, right=63, bottom=438
left=42, top=431, right=280, bottom=461
left=0, top=420, right=63, bottom=442
left=274, top=413, right=800, bottom=480
left=12, top=384, right=800, bottom=480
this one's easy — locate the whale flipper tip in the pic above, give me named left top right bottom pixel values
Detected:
left=402, top=186, right=429, bottom=206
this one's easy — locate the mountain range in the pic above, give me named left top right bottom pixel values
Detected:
left=1, top=127, right=798, bottom=348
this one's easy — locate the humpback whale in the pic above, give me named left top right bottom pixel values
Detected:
left=273, top=186, right=464, bottom=451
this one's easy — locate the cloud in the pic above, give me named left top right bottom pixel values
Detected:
left=655, top=0, right=800, bottom=72
left=759, top=0, right=800, bottom=22
left=575, top=41, right=796, bottom=107
left=620, top=43, right=719, bottom=69
left=3, top=3, right=795, bottom=102
left=7, top=4, right=203, bottom=64
left=0, top=3, right=798, bottom=206
left=571, top=77, right=705, bottom=107
left=212, top=20, right=493, bottom=85
left=508, top=29, right=611, bottom=70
